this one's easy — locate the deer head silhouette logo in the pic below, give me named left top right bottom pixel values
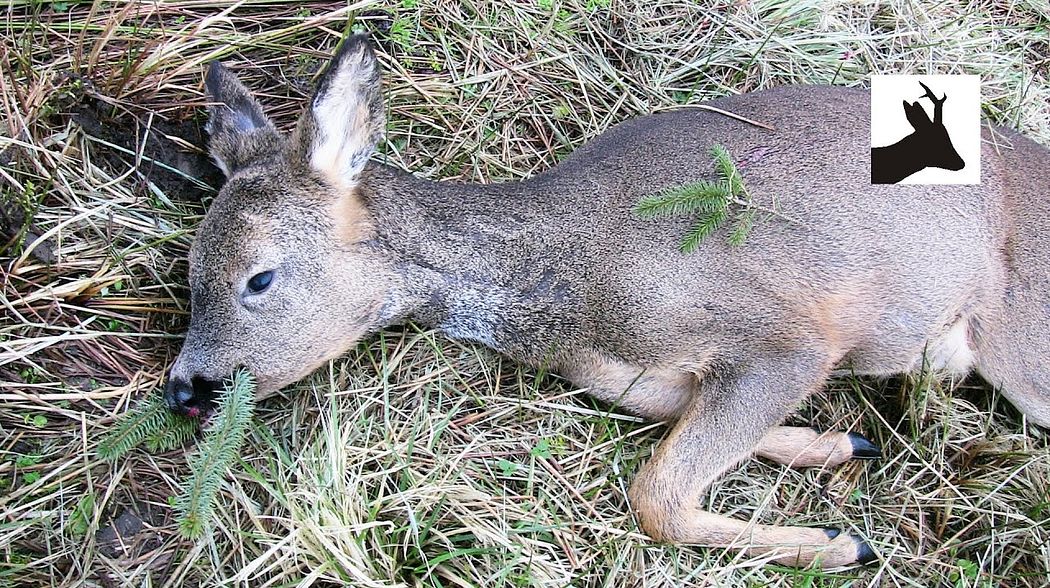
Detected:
left=871, top=82, right=965, bottom=184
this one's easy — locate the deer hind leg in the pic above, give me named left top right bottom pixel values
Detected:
left=628, top=354, right=876, bottom=567
left=975, top=300, right=1050, bottom=428
left=561, top=351, right=698, bottom=422
left=974, top=130, right=1050, bottom=428
left=755, top=426, right=881, bottom=468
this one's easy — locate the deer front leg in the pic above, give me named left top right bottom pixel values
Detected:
left=628, top=357, right=876, bottom=567
left=756, top=426, right=881, bottom=468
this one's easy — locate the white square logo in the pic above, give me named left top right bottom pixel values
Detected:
left=870, top=75, right=981, bottom=185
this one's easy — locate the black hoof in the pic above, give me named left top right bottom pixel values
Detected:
left=822, top=528, right=841, bottom=540
left=854, top=535, right=877, bottom=564
left=848, top=432, right=882, bottom=460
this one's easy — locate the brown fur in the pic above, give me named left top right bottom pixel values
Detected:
left=165, top=35, right=1050, bottom=568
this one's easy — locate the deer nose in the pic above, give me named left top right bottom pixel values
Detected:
left=164, top=374, right=220, bottom=417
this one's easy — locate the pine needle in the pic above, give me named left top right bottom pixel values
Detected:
left=175, top=368, right=257, bottom=539
left=680, top=204, right=729, bottom=253
left=710, top=143, right=736, bottom=184
left=728, top=208, right=757, bottom=247
left=634, top=180, right=728, bottom=218
left=145, top=418, right=201, bottom=453
left=97, top=394, right=199, bottom=461
left=636, top=143, right=760, bottom=251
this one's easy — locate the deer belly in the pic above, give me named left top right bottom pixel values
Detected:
left=836, top=315, right=976, bottom=377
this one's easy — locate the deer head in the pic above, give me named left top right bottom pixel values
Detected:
left=901, top=81, right=965, bottom=172
left=163, top=35, right=401, bottom=415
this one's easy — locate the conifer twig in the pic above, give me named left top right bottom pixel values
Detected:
left=728, top=208, right=757, bottom=247
left=97, top=394, right=199, bottom=461
left=634, top=144, right=802, bottom=251
left=681, top=204, right=729, bottom=253
left=97, top=371, right=258, bottom=539
left=175, top=368, right=256, bottom=539
left=635, top=180, right=728, bottom=219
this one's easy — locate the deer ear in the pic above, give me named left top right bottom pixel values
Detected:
left=291, top=34, right=385, bottom=191
left=204, top=63, right=280, bottom=177
left=902, top=100, right=932, bottom=131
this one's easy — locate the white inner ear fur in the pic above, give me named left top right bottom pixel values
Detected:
left=309, top=54, right=379, bottom=190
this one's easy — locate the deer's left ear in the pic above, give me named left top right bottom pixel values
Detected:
left=205, top=63, right=281, bottom=177
left=902, top=100, right=932, bottom=131
left=291, top=34, right=385, bottom=190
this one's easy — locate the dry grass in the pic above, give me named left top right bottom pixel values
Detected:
left=2, top=0, right=1050, bottom=586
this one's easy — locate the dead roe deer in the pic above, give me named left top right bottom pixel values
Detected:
left=164, top=35, right=1050, bottom=568
left=870, top=81, right=966, bottom=184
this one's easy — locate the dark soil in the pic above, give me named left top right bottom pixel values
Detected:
left=71, top=97, right=225, bottom=203
left=2, top=86, right=224, bottom=264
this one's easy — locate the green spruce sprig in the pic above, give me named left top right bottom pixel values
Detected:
left=97, top=394, right=199, bottom=460
left=175, top=368, right=256, bottom=538
left=635, top=144, right=762, bottom=252
left=97, top=369, right=257, bottom=539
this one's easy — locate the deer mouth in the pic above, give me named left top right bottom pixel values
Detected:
left=164, top=375, right=221, bottom=418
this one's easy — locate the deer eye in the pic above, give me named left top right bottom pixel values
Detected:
left=246, top=270, right=274, bottom=294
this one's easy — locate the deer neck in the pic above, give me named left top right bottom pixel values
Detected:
left=873, top=132, right=928, bottom=182
left=358, top=163, right=577, bottom=361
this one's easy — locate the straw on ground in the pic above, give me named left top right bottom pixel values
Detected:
left=1, top=1, right=1048, bottom=586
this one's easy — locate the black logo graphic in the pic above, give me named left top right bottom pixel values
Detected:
left=870, top=82, right=965, bottom=184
